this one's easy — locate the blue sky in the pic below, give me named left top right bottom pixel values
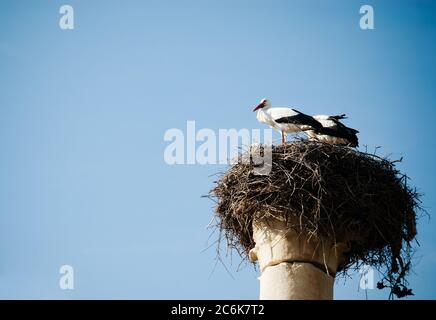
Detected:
left=0, top=0, right=435, bottom=299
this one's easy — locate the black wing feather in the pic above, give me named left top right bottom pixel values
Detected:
left=275, top=113, right=322, bottom=129
left=315, top=121, right=359, bottom=147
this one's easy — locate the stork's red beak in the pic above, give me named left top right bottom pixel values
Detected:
left=253, top=102, right=264, bottom=112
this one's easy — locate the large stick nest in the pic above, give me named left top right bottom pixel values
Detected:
left=209, top=140, right=424, bottom=298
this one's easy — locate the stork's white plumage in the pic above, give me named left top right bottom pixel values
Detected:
left=253, top=99, right=322, bottom=144
left=305, top=114, right=359, bottom=147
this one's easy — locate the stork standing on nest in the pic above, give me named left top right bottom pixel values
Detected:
left=305, top=114, right=359, bottom=147
left=253, top=99, right=322, bottom=145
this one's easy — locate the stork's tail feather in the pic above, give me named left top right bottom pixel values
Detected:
left=331, top=114, right=347, bottom=120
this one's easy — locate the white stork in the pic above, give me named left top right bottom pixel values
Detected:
left=253, top=99, right=322, bottom=144
left=305, top=114, right=359, bottom=147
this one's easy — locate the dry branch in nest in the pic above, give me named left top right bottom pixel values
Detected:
left=209, top=140, right=424, bottom=299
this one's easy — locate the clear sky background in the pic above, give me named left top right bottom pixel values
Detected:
left=0, top=0, right=435, bottom=299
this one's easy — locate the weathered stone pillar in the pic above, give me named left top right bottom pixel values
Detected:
left=249, top=216, right=348, bottom=300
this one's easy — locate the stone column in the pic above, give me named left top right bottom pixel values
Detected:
left=249, top=216, right=348, bottom=300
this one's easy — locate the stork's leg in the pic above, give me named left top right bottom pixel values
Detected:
left=281, top=131, right=285, bottom=145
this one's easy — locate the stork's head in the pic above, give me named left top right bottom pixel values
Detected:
left=253, top=98, right=271, bottom=111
